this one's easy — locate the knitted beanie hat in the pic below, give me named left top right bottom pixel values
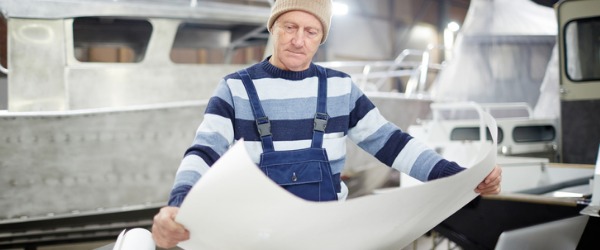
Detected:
left=267, top=0, right=333, bottom=44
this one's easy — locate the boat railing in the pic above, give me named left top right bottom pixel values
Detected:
left=431, top=102, right=535, bottom=121
left=317, top=48, right=444, bottom=96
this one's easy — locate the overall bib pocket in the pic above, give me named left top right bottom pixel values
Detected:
left=260, top=149, right=338, bottom=202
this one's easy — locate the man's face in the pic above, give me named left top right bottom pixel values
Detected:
left=269, top=10, right=323, bottom=71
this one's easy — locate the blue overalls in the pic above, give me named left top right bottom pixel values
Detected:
left=237, top=66, right=340, bottom=202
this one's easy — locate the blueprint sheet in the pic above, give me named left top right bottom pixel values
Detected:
left=176, top=113, right=498, bottom=250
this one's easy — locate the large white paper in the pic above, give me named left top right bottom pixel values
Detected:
left=176, top=112, right=498, bottom=250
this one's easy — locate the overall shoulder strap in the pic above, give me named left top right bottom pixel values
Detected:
left=311, top=66, right=328, bottom=149
left=237, top=69, right=275, bottom=152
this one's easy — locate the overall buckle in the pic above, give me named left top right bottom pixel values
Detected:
left=313, top=113, right=329, bottom=132
left=256, top=116, right=271, bottom=137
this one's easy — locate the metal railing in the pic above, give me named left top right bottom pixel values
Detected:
left=317, top=48, right=444, bottom=96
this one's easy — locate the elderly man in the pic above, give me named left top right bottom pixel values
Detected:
left=152, top=0, right=502, bottom=248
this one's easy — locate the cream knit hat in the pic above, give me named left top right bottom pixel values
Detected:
left=267, top=0, right=333, bottom=44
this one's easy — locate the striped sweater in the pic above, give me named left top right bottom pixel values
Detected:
left=168, top=58, right=463, bottom=206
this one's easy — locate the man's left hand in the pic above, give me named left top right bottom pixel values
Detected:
left=476, top=165, right=502, bottom=195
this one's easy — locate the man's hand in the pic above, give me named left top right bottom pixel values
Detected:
left=476, top=165, right=502, bottom=195
left=152, top=206, right=190, bottom=249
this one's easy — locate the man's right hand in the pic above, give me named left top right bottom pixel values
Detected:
left=152, top=206, right=190, bottom=249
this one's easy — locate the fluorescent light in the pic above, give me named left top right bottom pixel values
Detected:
left=447, top=21, right=460, bottom=32
left=333, top=2, right=349, bottom=16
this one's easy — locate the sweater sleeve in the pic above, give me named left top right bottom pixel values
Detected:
left=167, top=80, right=236, bottom=206
left=427, top=159, right=465, bottom=180
left=168, top=185, right=192, bottom=207
left=346, top=84, right=465, bottom=181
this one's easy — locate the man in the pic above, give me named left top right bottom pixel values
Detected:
left=152, top=0, right=502, bottom=248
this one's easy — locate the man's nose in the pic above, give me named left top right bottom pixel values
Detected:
left=291, top=30, right=305, bottom=47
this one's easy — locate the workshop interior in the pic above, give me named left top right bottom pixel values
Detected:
left=0, top=0, right=599, bottom=249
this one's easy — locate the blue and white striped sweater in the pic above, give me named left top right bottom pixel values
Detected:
left=168, top=58, right=463, bottom=206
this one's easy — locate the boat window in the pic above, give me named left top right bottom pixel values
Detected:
left=565, top=16, right=600, bottom=82
left=529, top=43, right=553, bottom=83
left=450, top=127, right=504, bottom=143
left=73, top=17, right=152, bottom=63
left=513, top=125, right=555, bottom=142
left=484, top=40, right=554, bottom=84
left=0, top=15, right=6, bottom=110
left=0, top=16, right=6, bottom=71
left=487, top=44, right=520, bottom=82
left=170, top=22, right=266, bottom=64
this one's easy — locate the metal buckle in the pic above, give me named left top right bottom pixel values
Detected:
left=256, top=117, right=271, bottom=137
left=313, top=113, right=328, bottom=132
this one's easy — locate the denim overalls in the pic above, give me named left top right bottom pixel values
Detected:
left=237, top=66, right=340, bottom=202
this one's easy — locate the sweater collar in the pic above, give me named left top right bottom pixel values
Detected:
left=260, top=56, right=317, bottom=80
